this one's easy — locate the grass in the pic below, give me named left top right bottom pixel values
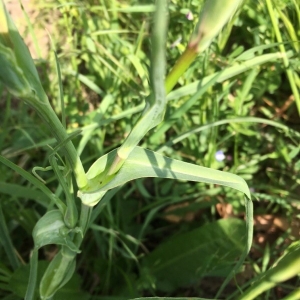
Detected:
left=0, top=0, right=299, bottom=299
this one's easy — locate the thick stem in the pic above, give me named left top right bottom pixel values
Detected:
left=74, top=203, right=93, bottom=247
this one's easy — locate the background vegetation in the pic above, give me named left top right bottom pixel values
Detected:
left=0, top=0, right=299, bottom=299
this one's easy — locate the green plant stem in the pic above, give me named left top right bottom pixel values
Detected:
left=49, top=155, right=78, bottom=229
left=74, top=203, right=93, bottom=246
left=25, top=249, right=38, bottom=300
left=282, top=288, right=300, bottom=300
left=165, top=46, right=198, bottom=93
left=25, top=95, right=88, bottom=190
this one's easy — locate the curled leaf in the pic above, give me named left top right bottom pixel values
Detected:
left=32, top=210, right=81, bottom=253
left=78, top=146, right=250, bottom=206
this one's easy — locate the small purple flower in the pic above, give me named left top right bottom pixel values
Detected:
left=186, top=11, right=194, bottom=21
left=226, top=155, right=233, bottom=161
left=215, top=150, right=225, bottom=162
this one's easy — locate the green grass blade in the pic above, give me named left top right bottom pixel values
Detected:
left=53, top=50, right=66, bottom=129
left=0, top=204, right=20, bottom=270
left=0, top=182, right=48, bottom=207
left=266, top=0, right=300, bottom=114
left=25, top=249, right=38, bottom=300
left=151, top=71, right=222, bottom=143
left=237, top=242, right=300, bottom=300
left=110, top=5, right=155, bottom=13
left=18, top=0, right=42, bottom=58
left=167, top=51, right=294, bottom=101
left=158, top=117, right=300, bottom=152
left=49, top=155, right=78, bottom=229
left=68, top=70, right=104, bottom=96
left=0, top=155, right=66, bottom=213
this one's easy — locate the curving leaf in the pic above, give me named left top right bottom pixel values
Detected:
left=79, top=146, right=250, bottom=206
left=78, top=146, right=253, bottom=296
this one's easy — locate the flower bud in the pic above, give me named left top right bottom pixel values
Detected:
left=189, top=0, right=243, bottom=52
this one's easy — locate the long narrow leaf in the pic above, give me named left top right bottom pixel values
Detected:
left=0, top=204, right=20, bottom=270
left=166, top=51, right=294, bottom=101
left=158, top=117, right=300, bottom=152
left=0, top=155, right=66, bottom=212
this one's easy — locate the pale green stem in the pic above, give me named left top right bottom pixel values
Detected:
left=282, top=288, right=300, bottom=300
left=74, top=203, right=93, bottom=247
left=49, top=155, right=78, bottom=229
left=25, top=249, right=38, bottom=300
left=165, top=45, right=198, bottom=94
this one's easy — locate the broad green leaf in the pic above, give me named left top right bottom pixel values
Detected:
left=141, top=218, right=246, bottom=292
